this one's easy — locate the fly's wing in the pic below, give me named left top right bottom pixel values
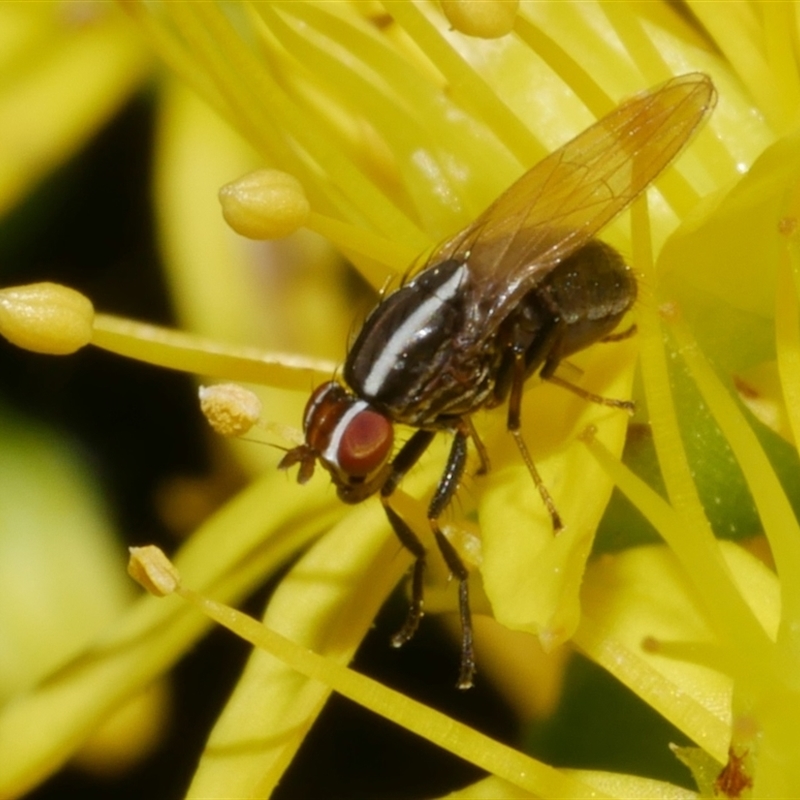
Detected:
left=428, top=72, right=716, bottom=327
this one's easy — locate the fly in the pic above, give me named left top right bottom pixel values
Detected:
left=280, top=73, right=716, bottom=689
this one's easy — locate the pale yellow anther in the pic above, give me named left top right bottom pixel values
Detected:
left=218, top=169, right=310, bottom=239
left=440, top=0, right=519, bottom=39
left=128, top=545, right=181, bottom=597
left=199, top=383, right=262, bottom=437
left=0, top=282, right=94, bottom=355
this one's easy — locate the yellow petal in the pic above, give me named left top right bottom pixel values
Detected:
left=576, top=541, right=780, bottom=763
left=187, top=502, right=405, bottom=797
left=660, top=130, right=800, bottom=374
left=479, top=336, right=638, bottom=648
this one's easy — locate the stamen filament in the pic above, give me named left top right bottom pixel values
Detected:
left=91, top=314, right=336, bottom=390
left=389, top=1, right=541, bottom=167
left=669, top=315, right=800, bottom=658
left=306, top=211, right=418, bottom=280
left=776, top=238, right=800, bottom=451
left=172, top=564, right=613, bottom=800
left=513, top=15, right=613, bottom=119
left=687, top=2, right=780, bottom=131
left=630, top=198, right=777, bottom=663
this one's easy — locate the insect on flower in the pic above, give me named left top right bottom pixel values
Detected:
left=281, top=73, right=716, bottom=688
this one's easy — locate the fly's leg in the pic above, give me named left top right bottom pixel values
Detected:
left=380, top=429, right=436, bottom=650
left=501, top=301, right=635, bottom=530
left=508, top=348, right=564, bottom=532
left=426, top=424, right=475, bottom=689
left=382, top=502, right=427, bottom=646
left=544, top=372, right=635, bottom=412
left=541, top=357, right=635, bottom=413
left=540, top=316, right=637, bottom=410
left=381, top=424, right=477, bottom=689
left=465, top=416, right=490, bottom=475
left=601, top=323, right=637, bottom=342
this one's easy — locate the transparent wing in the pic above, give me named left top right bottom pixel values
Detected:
left=427, top=73, right=716, bottom=327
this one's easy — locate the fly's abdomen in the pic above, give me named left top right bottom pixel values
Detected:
left=533, top=239, right=636, bottom=358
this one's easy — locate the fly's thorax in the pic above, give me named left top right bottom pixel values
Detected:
left=344, top=259, right=500, bottom=425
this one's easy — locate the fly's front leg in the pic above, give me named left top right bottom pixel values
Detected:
left=426, top=423, right=475, bottom=688
left=380, top=429, right=435, bottom=650
left=381, top=423, right=477, bottom=688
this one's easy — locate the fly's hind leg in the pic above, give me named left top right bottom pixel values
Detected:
left=465, top=416, right=490, bottom=475
left=544, top=372, right=635, bottom=412
left=507, top=347, right=564, bottom=532
left=541, top=316, right=637, bottom=411
left=502, top=299, right=635, bottom=530
left=541, top=353, right=635, bottom=413
left=601, top=323, right=637, bottom=343
left=504, top=341, right=634, bottom=531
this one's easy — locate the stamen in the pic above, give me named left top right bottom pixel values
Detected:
left=219, top=169, right=310, bottom=239
left=127, top=546, right=605, bottom=799
left=199, top=383, right=262, bottom=437
left=128, top=545, right=181, bottom=597
left=0, top=282, right=94, bottom=355
left=90, top=313, right=336, bottom=390
left=440, top=0, right=519, bottom=40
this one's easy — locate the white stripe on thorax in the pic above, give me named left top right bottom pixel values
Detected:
left=362, top=264, right=467, bottom=397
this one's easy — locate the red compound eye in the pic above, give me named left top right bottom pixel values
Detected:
left=299, top=382, right=393, bottom=483
left=336, top=408, right=393, bottom=477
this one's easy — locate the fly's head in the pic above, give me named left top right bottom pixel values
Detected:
left=279, top=381, right=394, bottom=504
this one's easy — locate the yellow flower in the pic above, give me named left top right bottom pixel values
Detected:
left=2, top=1, right=799, bottom=797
